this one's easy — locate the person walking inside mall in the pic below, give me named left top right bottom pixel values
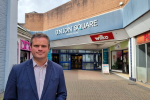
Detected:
left=3, top=33, right=67, bottom=100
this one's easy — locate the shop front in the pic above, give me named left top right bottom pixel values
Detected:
left=20, top=39, right=31, bottom=63
left=110, top=40, right=129, bottom=73
left=52, top=49, right=102, bottom=70
left=136, top=30, right=150, bottom=84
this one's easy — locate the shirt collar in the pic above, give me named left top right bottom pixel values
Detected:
left=32, top=58, right=48, bottom=67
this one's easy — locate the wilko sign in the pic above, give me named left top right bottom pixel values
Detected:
left=90, top=32, right=114, bottom=41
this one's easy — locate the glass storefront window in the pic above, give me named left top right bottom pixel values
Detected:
left=60, top=63, right=70, bottom=69
left=69, top=50, right=73, bottom=53
left=111, top=51, right=122, bottom=70
left=99, top=50, right=102, bottom=53
left=52, top=49, right=59, bottom=53
left=93, top=53, right=102, bottom=63
left=94, top=50, right=101, bottom=53
left=94, top=54, right=101, bottom=62
left=69, top=50, right=79, bottom=53
left=86, top=50, right=93, bottom=53
left=20, top=50, right=30, bottom=63
left=60, top=50, right=68, bottom=53
left=96, top=54, right=98, bottom=62
left=69, top=50, right=72, bottom=53
left=72, top=50, right=79, bottom=53
left=52, top=49, right=102, bottom=70
left=147, top=43, right=150, bottom=84
left=52, top=54, right=59, bottom=64
left=83, top=63, right=94, bottom=69
left=83, top=54, right=94, bottom=62
left=94, top=63, right=102, bottom=69
left=122, top=53, right=129, bottom=73
left=60, top=54, right=70, bottom=62
left=79, top=50, right=85, bottom=53
left=136, top=44, right=146, bottom=83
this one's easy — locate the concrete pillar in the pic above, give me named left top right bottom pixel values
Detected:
left=129, top=37, right=136, bottom=81
left=0, top=0, right=8, bottom=93
left=0, top=0, right=18, bottom=93
left=108, top=48, right=111, bottom=70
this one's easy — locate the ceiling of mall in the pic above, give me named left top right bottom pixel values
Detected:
left=51, top=39, right=127, bottom=49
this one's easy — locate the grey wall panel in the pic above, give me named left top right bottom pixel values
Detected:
left=123, top=0, right=150, bottom=27
left=149, top=0, right=150, bottom=9
left=4, top=0, right=18, bottom=91
left=0, top=0, right=7, bottom=93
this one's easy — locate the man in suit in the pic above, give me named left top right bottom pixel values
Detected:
left=3, top=33, right=67, bottom=100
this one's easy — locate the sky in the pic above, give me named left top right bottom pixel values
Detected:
left=18, top=0, right=70, bottom=23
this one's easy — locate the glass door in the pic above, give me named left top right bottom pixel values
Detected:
left=123, top=53, right=129, bottom=73
left=147, top=43, right=150, bottom=84
left=71, top=55, right=82, bottom=69
left=52, top=54, right=59, bottom=64
left=94, top=53, right=102, bottom=69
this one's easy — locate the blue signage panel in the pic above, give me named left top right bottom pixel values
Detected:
left=103, top=49, right=108, bottom=64
left=29, top=0, right=150, bottom=41
left=47, top=49, right=51, bottom=60
left=44, top=9, right=123, bottom=41
left=29, top=9, right=123, bottom=41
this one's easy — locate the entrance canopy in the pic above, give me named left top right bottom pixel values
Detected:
left=50, top=29, right=129, bottom=49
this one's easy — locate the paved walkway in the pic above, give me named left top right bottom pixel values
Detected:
left=64, top=70, right=150, bottom=100
left=1, top=70, right=150, bottom=100
left=0, top=92, right=3, bottom=100
left=113, top=72, right=150, bottom=89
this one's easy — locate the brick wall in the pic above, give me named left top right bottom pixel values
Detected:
left=23, top=13, right=44, bottom=31
left=0, top=0, right=7, bottom=93
left=23, top=0, right=130, bottom=31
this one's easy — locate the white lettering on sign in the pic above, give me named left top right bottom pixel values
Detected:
left=55, top=26, right=73, bottom=35
left=55, top=20, right=98, bottom=35
left=95, top=35, right=109, bottom=40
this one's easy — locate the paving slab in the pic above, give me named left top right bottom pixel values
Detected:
left=64, top=70, right=150, bottom=100
left=2, top=70, right=150, bottom=100
left=0, top=92, right=4, bottom=100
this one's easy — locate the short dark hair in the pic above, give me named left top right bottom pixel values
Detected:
left=30, top=33, right=50, bottom=47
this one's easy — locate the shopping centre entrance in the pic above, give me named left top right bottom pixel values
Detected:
left=71, top=55, right=82, bottom=69
left=52, top=54, right=59, bottom=64
left=51, top=49, right=102, bottom=70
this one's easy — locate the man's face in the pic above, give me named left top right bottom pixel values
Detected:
left=31, top=37, right=50, bottom=60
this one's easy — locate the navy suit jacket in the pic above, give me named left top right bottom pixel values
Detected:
left=3, top=59, right=67, bottom=100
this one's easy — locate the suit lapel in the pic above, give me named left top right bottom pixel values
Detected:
left=40, top=60, right=52, bottom=100
left=26, top=59, right=39, bottom=100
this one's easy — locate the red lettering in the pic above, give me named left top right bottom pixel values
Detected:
left=144, top=33, right=150, bottom=41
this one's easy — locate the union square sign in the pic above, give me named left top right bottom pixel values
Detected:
left=55, top=20, right=98, bottom=35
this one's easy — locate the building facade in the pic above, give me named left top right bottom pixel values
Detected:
left=17, top=24, right=33, bottom=64
left=0, top=0, right=18, bottom=93
left=21, top=0, right=150, bottom=83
